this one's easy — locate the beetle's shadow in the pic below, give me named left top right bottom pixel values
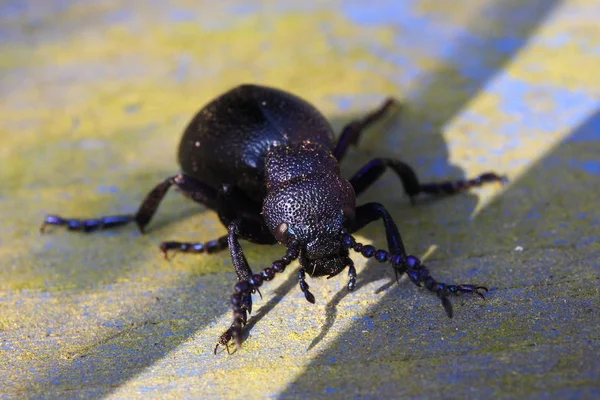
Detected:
left=302, top=0, right=564, bottom=353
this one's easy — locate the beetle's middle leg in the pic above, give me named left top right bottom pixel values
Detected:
left=349, top=158, right=507, bottom=203
left=160, top=185, right=275, bottom=258
left=40, top=173, right=218, bottom=234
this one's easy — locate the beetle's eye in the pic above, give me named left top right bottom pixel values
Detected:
left=275, top=222, right=290, bottom=244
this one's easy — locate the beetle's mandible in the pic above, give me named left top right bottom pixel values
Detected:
left=41, top=84, right=507, bottom=354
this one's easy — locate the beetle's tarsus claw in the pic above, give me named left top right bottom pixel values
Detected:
left=441, top=296, right=453, bottom=318
left=394, top=269, right=403, bottom=284
left=135, top=219, right=146, bottom=234
left=475, top=286, right=488, bottom=300
left=214, top=342, right=232, bottom=356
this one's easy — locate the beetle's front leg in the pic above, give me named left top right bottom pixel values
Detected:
left=215, top=224, right=300, bottom=354
left=297, top=269, right=316, bottom=304
left=344, top=202, right=488, bottom=318
left=227, top=221, right=257, bottom=311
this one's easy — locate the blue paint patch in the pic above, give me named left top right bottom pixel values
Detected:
left=2, top=341, right=16, bottom=351
left=461, top=110, right=490, bottom=125
left=566, top=111, right=600, bottom=142
left=125, top=104, right=140, bottom=114
left=452, top=330, right=467, bottom=339
left=96, top=185, right=120, bottom=194
left=227, top=3, right=260, bottom=16
left=0, top=1, right=27, bottom=21
left=104, top=9, right=132, bottom=24
left=340, top=0, right=565, bottom=116
left=569, top=160, right=600, bottom=175
left=491, top=77, right=598, bottom=136
left=541, top=33, right=570, bottom=49
left=492, top=36, right=523, bottom=54
left=330, top=96, right=353, bottom=111
left=494, top=78, right=533, bottom=116
left=327, top=94, right=389, bottom=112
left=103, top=321, right=124, bottom=330
left=342, top=0, right=416, bottom=27
left=352, top=315, right=375, bottom=330
left=540, top=231, right=555, bottom=238
left=77, top=139, right=107, bottom=150
left=170, top=8, right=197, bottom=22
left=324, top=387, right=338, bottom=394
left=138, top=386, right=159, bottom=392
left=424, top=157, right=457, bottom=178
left=173, top=54, right=192, bottom=83
left=341, top=0, right=471, bottom=89
left=525, top=209, right=541, bottom=220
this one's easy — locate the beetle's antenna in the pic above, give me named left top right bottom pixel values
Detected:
left=341, top=233, right=487, bottom=318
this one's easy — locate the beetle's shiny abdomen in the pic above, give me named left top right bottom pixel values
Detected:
left=178, top=84, right=336, bottom=202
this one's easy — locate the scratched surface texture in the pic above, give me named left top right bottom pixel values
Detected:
left=1, top=0, right=599, bottom=398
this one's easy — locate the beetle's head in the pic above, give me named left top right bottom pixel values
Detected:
left=265, top=208, right=353, bottom=277
left=263, top=141, right=356, bottom=277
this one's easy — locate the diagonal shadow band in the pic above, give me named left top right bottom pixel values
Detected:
left=277, top=110, right=600, bottom=398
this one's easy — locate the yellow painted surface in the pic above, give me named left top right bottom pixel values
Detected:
left=1, top=1, right=599, bottom=398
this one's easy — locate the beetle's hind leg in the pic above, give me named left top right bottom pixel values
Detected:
left=349, top=158, right=507, bottom=204
left=160, top=235, right=229, bottom=259
left=40, top=173, right=218, bottom=234
left=160, top=184, right=274, bottom=259
left=333, top=98, right=397, bottom=161
left=40, top=214, right=135, bottom=233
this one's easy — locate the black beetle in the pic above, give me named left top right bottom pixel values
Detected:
left=41, top=84, right=506, bottom=353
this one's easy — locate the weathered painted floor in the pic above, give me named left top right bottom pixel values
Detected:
left=1, top=1, right=599, bottom=398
